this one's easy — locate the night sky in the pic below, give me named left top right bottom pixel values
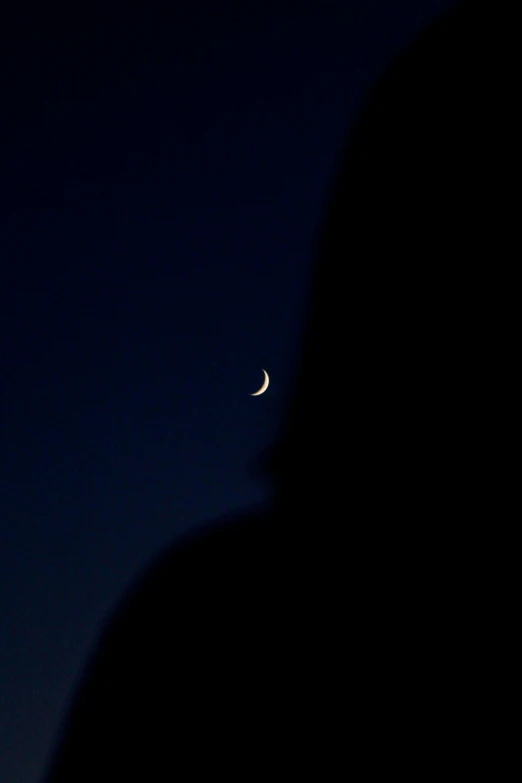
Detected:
left=0, top=3, right=457, bottom=781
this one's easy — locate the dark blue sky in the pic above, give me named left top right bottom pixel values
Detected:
left=0, top=2, right=457, bottom=781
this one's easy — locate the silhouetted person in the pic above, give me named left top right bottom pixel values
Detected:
left=43, top=2, right=517, bottom=778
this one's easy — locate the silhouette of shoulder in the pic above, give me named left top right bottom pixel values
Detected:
left=45, top=510, right=292, bottom=780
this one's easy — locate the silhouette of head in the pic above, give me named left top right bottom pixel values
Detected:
left=263, top=1, right=518, bottom=528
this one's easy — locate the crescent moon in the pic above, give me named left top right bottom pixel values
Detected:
left=251, top=369, right=269, bottom=396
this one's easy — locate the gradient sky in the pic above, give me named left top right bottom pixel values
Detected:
left=0, top=2, right=457, bottom=781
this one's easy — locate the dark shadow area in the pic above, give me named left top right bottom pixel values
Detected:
left=42, top=1, right=517, bottom=777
